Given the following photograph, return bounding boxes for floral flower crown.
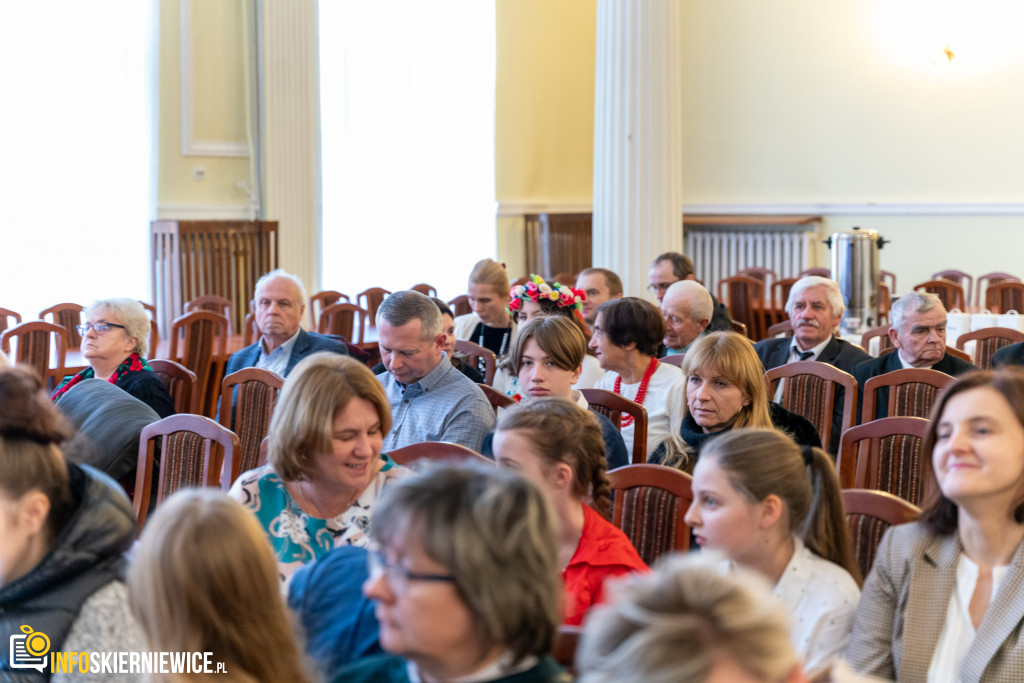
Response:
[508,274,585,313]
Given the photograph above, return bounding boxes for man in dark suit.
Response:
[992,340,1024,368]
[755,276,871,452]
[853,291,976,422]
[648,252,732,331]
[225,269,349,379]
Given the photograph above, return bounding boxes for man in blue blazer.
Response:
[852,292,976,423]
[755,276,871,452]
[225,269,349,379]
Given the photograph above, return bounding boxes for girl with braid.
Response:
[492,398,648,625]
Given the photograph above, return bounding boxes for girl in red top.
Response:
[492,398,648,625]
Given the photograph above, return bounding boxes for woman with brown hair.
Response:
[228,352,409,586]
[848,369,1024,682]
[492,398,647,625]
[129,489,313,683]
[685,427,861,680]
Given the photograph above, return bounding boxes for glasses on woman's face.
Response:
[76,322,127,335]
[367,549,455,592]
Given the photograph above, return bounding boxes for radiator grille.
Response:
[685,228,817,291]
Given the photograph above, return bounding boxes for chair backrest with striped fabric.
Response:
[218,367,284,485]
[608,464,693,566]
[956,327,1024,370]
[148,359,199,414]
[842,488,920,577]
[837,416,932,506]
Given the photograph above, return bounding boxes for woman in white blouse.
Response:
[847,369,1024,683]
[685,426,862,680]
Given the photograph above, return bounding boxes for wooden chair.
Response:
[837,417,932,505]
[510,276,531,288]
[1,321,66,388]
[765,361,857,454]
[455,339,497,385]
[387,441,493,468]
[552,626,582,677]
[134,414,240,527]
[862,368,955,423]
[168,310,230,416]
[39,302,85,350]
[477,383,517,414]
[718,274,766,341]
[0,307,22,335]
[410,283,438,297]
[148,359,199,414]
[608,464,694,566]
[447,294,472,317]
[880,269,897,296]
[580,388,648,465]
[736,266,776,294]
[771,277,799,313]
[944,346,973,364]
[878,283,891,325]
[138,301,159,353]
[318,302,368,344]
[860,324,894,356]
[729,320,748,338]
[658,354,685,368]
[765,319,794,339]
[932,270,973,308]
[218,367,285,486]
[985,281,1024,314]
[956,327,1024,370]
[309,290,350,330]
[242,311,260,346]
[843,488,921,578]
[185,295,234,332]
[799,267,831,278]
[976,272,1021,308]
[914,279,966,312]
[356,287,391,323]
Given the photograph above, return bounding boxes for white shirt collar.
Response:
[791,336,831,361]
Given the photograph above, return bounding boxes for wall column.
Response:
[260,1,321,295]
[592,0,683,300]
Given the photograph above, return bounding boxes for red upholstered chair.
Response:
[148,359,199,414]
[914,280,966,312]
[956,327,1024,370]
[454,339,497,385]
[387,441,493,468]
[862,368,955,423]
[134,414,239,528]
[843,488,920,578]
[218,367,285,486]
[608,464,693,566]
[580,388,648,465]
[837,417,932,506]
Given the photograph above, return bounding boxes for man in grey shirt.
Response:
[376,290,494,452]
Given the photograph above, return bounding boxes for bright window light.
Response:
[318,0,497,302]
[0,1,156,319]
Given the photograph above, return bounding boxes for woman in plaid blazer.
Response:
[847,369,1024,682]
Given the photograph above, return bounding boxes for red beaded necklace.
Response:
[613,357,659,427]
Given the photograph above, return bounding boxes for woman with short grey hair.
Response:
[51,298,173,417]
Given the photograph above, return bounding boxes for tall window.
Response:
[318,1,496,301]
[0,2,156,319]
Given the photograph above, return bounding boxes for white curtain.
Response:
[0,1,157,320]
[318,0,496,303]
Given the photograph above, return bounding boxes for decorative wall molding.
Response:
[156,203,252,220]
[497,202,1024,216]
[180,0,249,158]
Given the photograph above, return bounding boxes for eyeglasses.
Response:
[367,549,455,591]
[76,322,127,335]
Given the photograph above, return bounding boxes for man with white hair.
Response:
[755,276,871,452]
[660,280,714,356]
[755,276,870,374]
[225,269,349,378]
[853,291,976,422]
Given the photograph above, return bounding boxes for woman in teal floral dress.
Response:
[229,352,410,588]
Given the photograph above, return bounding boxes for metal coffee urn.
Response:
[825,226,888,336]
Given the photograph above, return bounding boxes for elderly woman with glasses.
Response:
[338,463,569,682]
[51,298,173,418]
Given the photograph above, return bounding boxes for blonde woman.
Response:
[129,489,312,683]
[454,258,517,358]
[685,427,861,679]
[493,398,647,625]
